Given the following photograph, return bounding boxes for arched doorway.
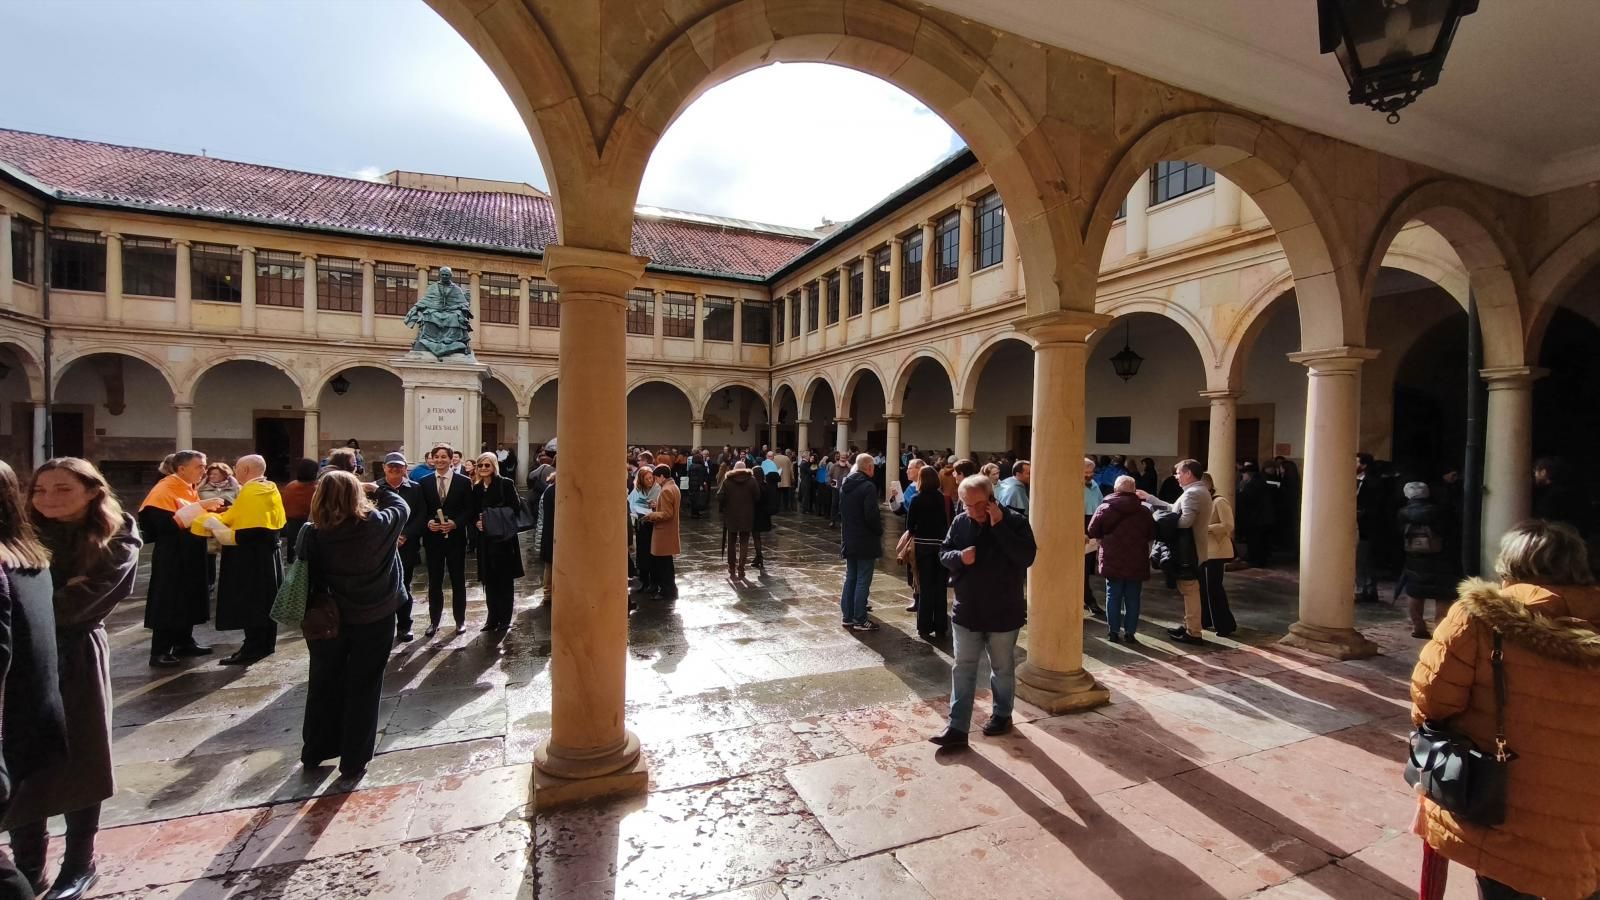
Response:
[772,383,799,452]
[191,359,305,482]
[1086,312,1210,470]
[702,383,766,450]
[53,351,177,493]
[0,342,44,470]
[529,377,558,452]
[804,378,837,455]
[313,365,403,465]
[967,338,1034,461]
[626,380,693,447]
[895,357,955,459]
[842,368,887,455]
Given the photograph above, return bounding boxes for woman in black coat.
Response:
[1395,482,1460,639]
[471,453,525,632]
[537,474,556,604]
[907,466,951,640]
[753,470,779,570]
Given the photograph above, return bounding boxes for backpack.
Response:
[1404,521,1444,556]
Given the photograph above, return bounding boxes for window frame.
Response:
[848,262,864,318]
[805,282,819,333]
[1149,160,1215,206]
[478,271,519,325]
[789,290,802,338]
[661,291,695,339]
[703,295,734,343]
[255,250,304,308]
[121,235,176,298]
[315,256,361,313]
[10,218,35,285]
[373,262,417,316]
[529,277,560,328]
[825,271,840,325]
[47,228,106,293]
[774,296,785,345]
[901,230,923,296]
[742,299,770,346]
[872,247,890,308]
[934,210,959,285]
[625,289,655,335]
[191,242,241,302]
[974,192,1005,270]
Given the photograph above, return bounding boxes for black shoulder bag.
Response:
[1404,630,1516,827]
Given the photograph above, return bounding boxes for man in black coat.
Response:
[838,454,882,631]
[929,473,1037,749]
[1355,452,1383,604]
[382,452,426,643]
[1235,462,1275,568]
[417,444,474,636]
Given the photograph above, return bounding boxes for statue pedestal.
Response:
[395,355,487,459]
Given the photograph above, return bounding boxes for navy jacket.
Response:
[838,471,883,559]
[940,506,1037,633]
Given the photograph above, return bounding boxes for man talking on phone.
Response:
[929,473,1037,749]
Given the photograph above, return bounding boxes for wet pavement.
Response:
[28,509,1469,898]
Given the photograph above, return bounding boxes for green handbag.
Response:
[270,525,314,626]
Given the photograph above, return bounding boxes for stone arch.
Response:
[625,373,697,409]
[308,359,403,405]
[1218,269,1298,388]
[1381,242,1470,308]
[52,346,179,398]
[527,370,559,416]
[1086,112,1357,353]
[1361,179,1527,369]
[799,373,837,422]
[0,339,46,403]
[956,332,1035,410]
[184,352,306,407]
[701,378,768,421]
[1095,296,1222,385]
[889,349,957,417]
[482,366,531,417]
[1526,216,1600,356]
[839,362,888,419]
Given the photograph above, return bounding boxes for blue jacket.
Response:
[838,471,883,559]
[941,505,1037,632]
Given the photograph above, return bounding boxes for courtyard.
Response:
[54,510,1461,899]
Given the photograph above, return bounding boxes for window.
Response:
[662,291,694,339]
[975,192,1004,270]
[805,282,819,333]
[703,295,734,342]
[316,256,361,312]
[256,250,303,308]
[902,230,923,296]
[1095,416,1132,444]
[743,300,771,346]
[825,272,840,324]
[374,263,416,316]
[934,211,959,285]
[789,290,801,337]
[10,218,34,285]
[872,247,890,307]
[529,277,560,328]
[476,272,518,324]
[626,289,654,335]
[774,297,785,345]
[122,236,175,297]
[192,243,241,302]
[848,262,864,317]
[1115,199,1128,221]
[48,229,105,292]
[1149,160,1214,205]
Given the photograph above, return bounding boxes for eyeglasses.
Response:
[476,463,494,469]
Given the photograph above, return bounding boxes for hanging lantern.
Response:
[1110,322,1143,382]
[330,372,352,396]
[1318,0,1479,123]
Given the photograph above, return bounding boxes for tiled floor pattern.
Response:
[24,510,1464,898]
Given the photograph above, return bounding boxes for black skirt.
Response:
[215,527,284,630]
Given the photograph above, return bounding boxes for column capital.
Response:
[693,291,705,301]
[1287,345,1379,372]
[652,288,665,298]
[516,413,530,422]
[302,252,317,263]
[794,419,810,426]
[172,402,194,411]
[1480,365,1547,389]
[950,408,974,417]
[834,417,851,425]
[959,198,976,210]
[237,245,256,255]
[100,231,122,242]
[1015,310,1111,344]
[690,418,705,426]
[171,238,192,248]
[543,245,647,300]
[882,413,902,422]
[517,274,531,285]
[889,236,903,248]
[1198,389,1243,402]
[358,258,375,269]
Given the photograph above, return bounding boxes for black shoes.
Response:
[981,716,1013,737]
[928,726,969,749]
[1107,633,1124,644]
[850,620,880,632]
[1172,631,1205,645]
[173,644,213,657]
[396,632,414,644]
[424,624,439,638]
[149,653,181,667]
[42,862,98,900]
[1412,628,1432,639]
[218,651,267,666]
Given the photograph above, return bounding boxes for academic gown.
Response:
[137,475,211,631]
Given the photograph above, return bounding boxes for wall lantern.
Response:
[1110,322,1143,382]
[330,372,352,396]
[1318,0,1478,123]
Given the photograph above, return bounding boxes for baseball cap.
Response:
[383,452,408,466]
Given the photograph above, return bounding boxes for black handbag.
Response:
[1404,630,1517,827]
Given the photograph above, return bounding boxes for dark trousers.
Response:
[9,804,100,882]
[302,616,395,774]
[241,624,278,657]
[1246,527,1272,567]
[151,625,197,657]
[0,850,32,899]
[1083,552,1100,609]
[635,521,656,588]
[914,544,949,637]
[284,519,307,562]
[1200,559,1237,633]
[780,486,793,511]
[398,542,420,631]
[483,575,515,628]
[653,554,677,596]
[1476,875,1600,899]
[727,531,751,572]
[424,538,466,627]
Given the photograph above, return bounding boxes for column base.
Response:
[1014,662,1110,714]
[1279,621,1379,660]
[534,730,646,809]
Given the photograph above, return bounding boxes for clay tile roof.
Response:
[0,128,818,281]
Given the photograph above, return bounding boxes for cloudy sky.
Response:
[0,0,963,229]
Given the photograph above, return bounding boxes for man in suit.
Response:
[419,443,473,636]
[382,451,426,643]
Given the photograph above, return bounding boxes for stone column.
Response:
[888,237,903,332]
[952,408,973,461]
[1481,366,1542,572]
[303,408,320,460]
[175,403,194,451]
[1014,310,1111,713]
[957,199,975,311]
[817,278,830,351]
[467,271,481,324]
[360,259,376,339]
[517,276,532,350]
[1282,347,1380,660]
[693,292,705,357]
[1001,214,1020,297]
[0,208,12,308]
[103,233,124,324]
[768,420,778,450]
[884,414,902,496]
[537,245,648,806]
[516,414,531,486]
[1212,176,1242,231]
[796,419,810,454]
[402,385,416,458]
[919,219,935,322]
[1200,390,1242,503]
[691,418,704,451]
[302,254,318,335]
[835,418,850,455]
[652,288,665,357]
[836,264,850,346]
[732,296,744,356]
[173,240,192,328]
[239,247,257,332]
[1125,175,1150,258]
[32,404,46,468]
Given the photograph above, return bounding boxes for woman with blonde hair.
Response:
[469,452,523,631]
[1411,520,1600,899]
[1200,473,1237,637]
[8,458,140,900]
[298,470,408,779]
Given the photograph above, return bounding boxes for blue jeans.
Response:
[948,623,1019,731]
[840,556,875,623]
[1105,578,1143,636]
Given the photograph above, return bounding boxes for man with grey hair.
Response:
[196,454,288,665]
[838,452,882,630]
[1396,480,1459,638]
[929,473,1037,748]
[1139,458,1212,645]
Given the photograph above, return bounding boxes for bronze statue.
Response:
[404,266,474,359]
